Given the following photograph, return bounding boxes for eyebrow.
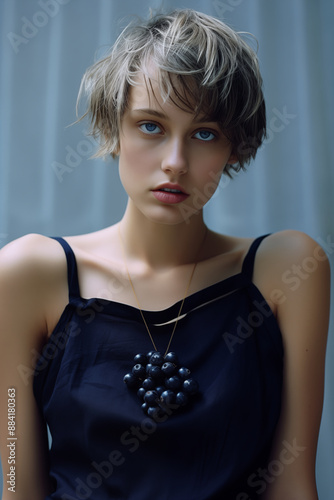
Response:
[130,108,216,124]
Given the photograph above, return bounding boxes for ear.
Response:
[109,137,120,157]
[227,152,239,165]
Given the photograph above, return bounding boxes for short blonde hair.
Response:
[77,9,266,177]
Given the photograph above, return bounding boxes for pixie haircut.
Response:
[78,9,266,177]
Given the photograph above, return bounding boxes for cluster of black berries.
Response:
[123,351,199,419]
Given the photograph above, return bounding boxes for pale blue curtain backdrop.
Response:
[0,0,333,497]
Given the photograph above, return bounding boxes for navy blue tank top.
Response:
[33,235,283,500]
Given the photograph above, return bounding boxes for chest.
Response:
[74,250,246,311]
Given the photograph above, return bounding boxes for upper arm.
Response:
[0,234,65,499]
[257,230,330,500]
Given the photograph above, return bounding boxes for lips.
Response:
[159,187,183,193]
[152,183,189,204]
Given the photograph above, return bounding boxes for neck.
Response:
[119,201,208,269]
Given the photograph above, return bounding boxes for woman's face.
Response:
[118,71,236,226]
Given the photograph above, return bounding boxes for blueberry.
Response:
[175,391,188,406]
[165,376,182,390]
[147,406,166,419]
[137,387,146,400]
[178,367,191,379]
[123,373,139,389]
[142,378,155,390]
[161,362,176,376]
[183,378,199,395]
[141,402,149,413]
[144,390,159,406]
[149,352,164,366]
[134,353,147,365]
[146,351,156,361]
[160,389,175,406]
[155,385,165,396]
[146,363,153,374]
[164,352,179,365]
[147,365,163,380]
[132,364,146,379]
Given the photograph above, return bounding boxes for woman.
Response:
[0,9,330,500]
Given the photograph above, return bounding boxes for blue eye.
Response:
[194,130,216,141]
[139,123,162,134]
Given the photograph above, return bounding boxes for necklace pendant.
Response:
[123,351,199,419]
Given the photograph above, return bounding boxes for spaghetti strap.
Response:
[241,234,271,281]
[51,237,81,301]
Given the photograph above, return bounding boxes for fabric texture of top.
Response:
[33,234,283,500]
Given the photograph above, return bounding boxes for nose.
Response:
[161,138,189,175]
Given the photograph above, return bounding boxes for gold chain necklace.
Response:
[118,224,207,420]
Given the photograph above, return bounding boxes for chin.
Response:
[141,205,202,226]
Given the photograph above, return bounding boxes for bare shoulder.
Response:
[0,232,67,269]
[0,233,67,294]
[209,228,330,278]
[256,229,330,264]
[236,229,331,320]
[254,229,330,289]
[0,233,69,337]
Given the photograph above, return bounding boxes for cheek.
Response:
[119,136,157,176]
[195,153,225,185]
[190,152,227,202]
[202,171,222,200]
